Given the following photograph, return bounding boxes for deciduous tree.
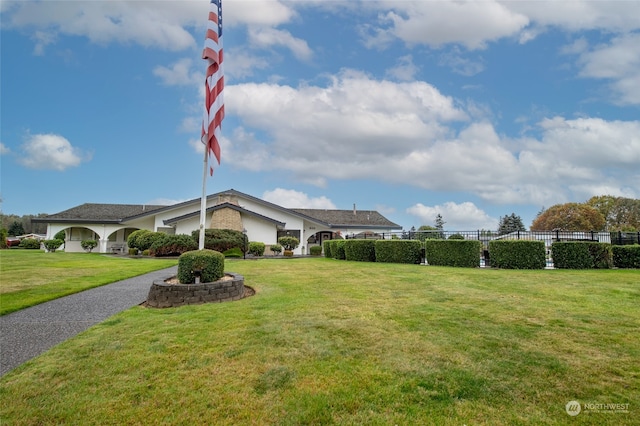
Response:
[530,203,605,231]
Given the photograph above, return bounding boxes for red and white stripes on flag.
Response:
[201,0,224,175]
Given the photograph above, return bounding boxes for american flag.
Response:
[201,0,224,175]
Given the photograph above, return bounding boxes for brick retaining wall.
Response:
[146,273,245,308]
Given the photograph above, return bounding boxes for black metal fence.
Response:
[347,230,640,246]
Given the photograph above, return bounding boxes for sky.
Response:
[1,0,639,231]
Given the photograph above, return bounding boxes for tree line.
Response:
[417,195,640,232]
[1,214,49,236]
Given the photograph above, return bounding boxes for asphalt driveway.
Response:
[0,266,177,376]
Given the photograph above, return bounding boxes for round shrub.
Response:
[54,230,66,240]
[448,234,465,240]
[177,249,225,284]
[278,236,300,251]
[81,239,98,252]
[248,241,265,256]
[127,229,150,251]
[149,234,198,257]
[43,239,63,252]
[19,238,41,249]
[269,244,282,255]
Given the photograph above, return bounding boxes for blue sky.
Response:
[1,1,639,231]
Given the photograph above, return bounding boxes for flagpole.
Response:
[198,146,209,250]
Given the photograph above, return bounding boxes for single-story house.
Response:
[33,188,402,254]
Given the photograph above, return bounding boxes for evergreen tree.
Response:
[8,221,25,237]
[497,213,526,235]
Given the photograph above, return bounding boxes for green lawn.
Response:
[1,257,638,425]
[0,250,178,315]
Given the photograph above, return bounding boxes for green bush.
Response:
[127,229,148,251]
[612,245,640,268]
[54,230,66,241]
[149,234,198,257]
[278,236,300,251]
[42,239,63,252]
[177,249,225,284]
[127,230,164,252]
[81,239,98,252]
[223,247,244,258]
[489,240,545,269]
[309,245,322,256]
[552,242,612,269]
[323,240,332,258]
[345,239,377,262]
[425,239,481,267]
[192,229,247,253]
[375,240,422,264]
[448,234,465,240]
[269,244,282,255]
[0,228,8,249]
[330,240,346,260]
[19,238,41,249]
[248,241,265,256]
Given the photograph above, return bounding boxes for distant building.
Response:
[33,189,401,254]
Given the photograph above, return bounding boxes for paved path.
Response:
[0,266,177,377]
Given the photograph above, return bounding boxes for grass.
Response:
[1,257,639,425]
[0,250,178,315]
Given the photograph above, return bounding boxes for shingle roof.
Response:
[33,203,167,223]
[292,209,401,229]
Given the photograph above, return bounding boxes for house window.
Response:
[69,227,96,241]
[277,230,301,241]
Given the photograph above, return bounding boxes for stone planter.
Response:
[146,272,245,308]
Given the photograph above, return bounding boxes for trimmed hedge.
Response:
[177,249,225,284]
[489,240,545,269]
[612,245,640,268]
[551,242,612,269]
[150,234,198,257]
[330,240,346,260]
[375,240,422,264]
[425,239,481,268]
[323,240,332,258]
[192,229,246,253]
[309,245,322,256]
[344,239,376,262]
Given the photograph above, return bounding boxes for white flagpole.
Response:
[198,145,209,250]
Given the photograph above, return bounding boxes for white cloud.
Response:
[153,58,202,86]
[438,48,485,76]
[219,71,639,206]
[18,133,90,171]
[247,27,313,61]
[407,201,498,230]
[366,1,529,50]
[0,142,9,155]
[385,55,419,81]
[2,0,297,53]
[262,188,336,209]
[574,33,640,105]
